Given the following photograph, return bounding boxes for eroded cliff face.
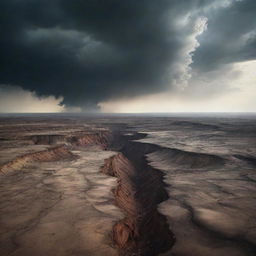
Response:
[0,131,113,174]
[102,135,175,256]
[28,131,113,148]
[70,131,113,149]
[0,145,76,174]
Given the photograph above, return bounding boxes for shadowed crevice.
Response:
[102,132,175,256]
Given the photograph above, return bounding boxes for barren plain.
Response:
[0,114,255,256]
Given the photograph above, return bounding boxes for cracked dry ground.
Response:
[0,116,256,256]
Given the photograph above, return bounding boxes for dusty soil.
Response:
[0,114,256,256]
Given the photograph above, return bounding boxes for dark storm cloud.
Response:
[0,0,255,110]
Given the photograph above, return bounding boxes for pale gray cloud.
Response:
[0,85,65,113]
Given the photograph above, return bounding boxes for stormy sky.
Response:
[0,0,255,112]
